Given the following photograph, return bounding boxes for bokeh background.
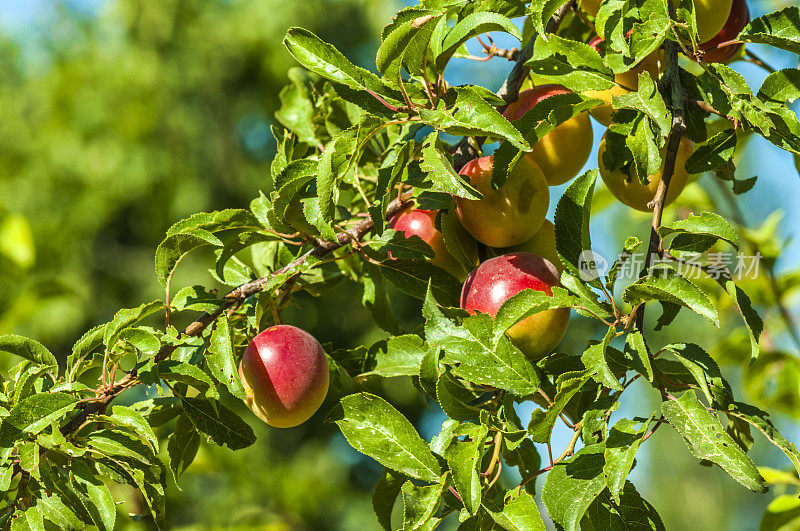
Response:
[0,0,798,529]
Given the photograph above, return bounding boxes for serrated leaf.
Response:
[420,132,482,199]
[444,423,488,514]
[739,7,800,55]
[485,489,546,531]
[333,393,442,482]
[69,461,116,531]
[686,129,738,174]
[612,72,670,134]
[167,414,201,481]
[555,170,598,286]
[527,35,615,92]
[0,393,78,447]
[623,265,719,326]
[542,443,607,531]
[603,417,651,503]
[180,396,256,450]
[373,468,407,531]
[206,314,246,400]
[529,373,591,443]
[582,326,624,391]
[106,406,159,453]
[758,69,800,104]
[35,494,83,530]
[401,479,445,529]
[424,290,541,396]
[380,258,461,307]
[0,335,57,368]
[662,392,766,492]
[437,12,521,69]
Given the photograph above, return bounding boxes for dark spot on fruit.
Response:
[517,179,533,214]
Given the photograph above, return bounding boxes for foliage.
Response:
[1,0,800,529]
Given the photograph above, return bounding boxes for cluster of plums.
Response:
[237,0,749,428]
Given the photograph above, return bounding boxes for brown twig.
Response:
[60,192,415,436]
[635,0,686,331]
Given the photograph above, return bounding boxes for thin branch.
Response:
[745,50,777,74]
[635,0,686,331]
[60,192,415,436]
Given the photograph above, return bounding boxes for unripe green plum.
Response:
[461,252,570,360]
[598,132,694,212]
[503,86,593,186]
[695,0,734,43]
[389,208,466,279]
[238,325,329,428]
[456,155,549,248]
[504,220,563,273]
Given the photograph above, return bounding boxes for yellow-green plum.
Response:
[695,0,734,43]
[238,325,329,428]
[598,132,695,212]
[389,208,465,279]
[503,85,593,186]
[696,0,749,64]
[580,0,601,16]
[456,155,549,248]
[461,252,570,359]
[505,220,562,273]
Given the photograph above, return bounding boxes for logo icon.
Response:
[578,250,608,282]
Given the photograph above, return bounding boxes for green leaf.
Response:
[659,210,739,251]
[367,335,428,378]
[661,392,766,492]
[424,292,541,396]
[739,7,800,55]
[0,393,79,446]
[117,327,161,362]
[720,402,800,480]
[622,265,719,326]
[444,423,488,514]
[612,72,670,134]
[493,289,553,338]
[555,170,598,286]
[372,468,407,531]
[167,414,201,481]
[485,489,546,531]
[529,373,591,443]
[380,259,461,307]
[436,370,480,422]
[437,12,521,69]
[35,494,83,530]
[69,461,116,531]
[758,68,800,104]
[625,331,653,382]
[332,393,442,483]
[180,396,256,450]
[419,132,482,199]
[583,481,666,530]
[582,327,624,391]
[721,279,763,363]
[283,27,403,105]
[685,129,737,174]
[206,314,246,400]
[0,335,57,368]
[542,443,607,531]
[103,300,165,348]
[106,406,159,453]
[660,343,731,407]
[377,8,437,76]
[401,479,445,529]
[603,417,651,503]
[527,36,615,92]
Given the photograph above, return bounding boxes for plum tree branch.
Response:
[634,0,686,331]
[60,192,414,436]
